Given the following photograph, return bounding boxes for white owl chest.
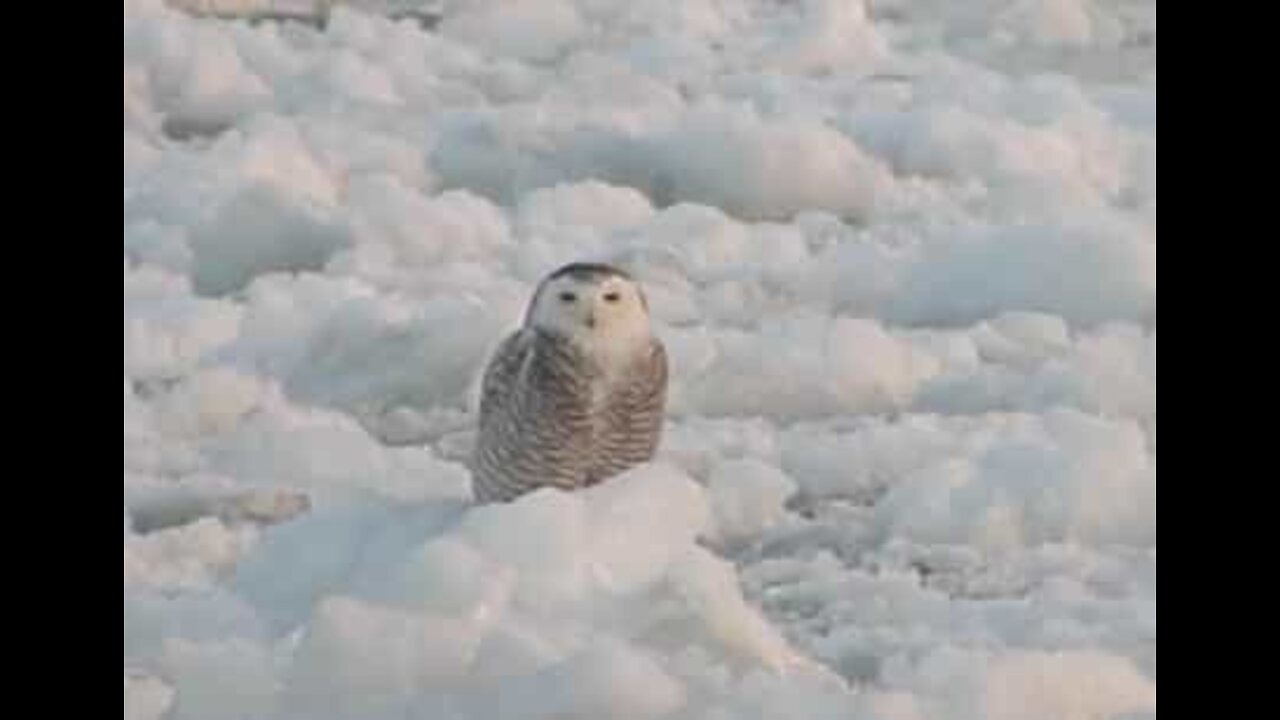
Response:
[579,332,646,411]
[582,350,644,436]
[584,361,621,420]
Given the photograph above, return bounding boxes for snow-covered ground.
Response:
[124,1,1156,718]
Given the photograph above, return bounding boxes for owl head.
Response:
[525,262,654,354]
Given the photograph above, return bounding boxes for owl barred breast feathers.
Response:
[471,262,669,504]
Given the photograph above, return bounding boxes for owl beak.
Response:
[584,311,596,329]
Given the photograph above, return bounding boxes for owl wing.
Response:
[587,338,669,484]
[476,330,531,428]
[472,329,595,502]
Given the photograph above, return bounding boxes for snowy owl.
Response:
[471,262,668,503]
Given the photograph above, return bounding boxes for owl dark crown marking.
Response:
[546,262,632,282]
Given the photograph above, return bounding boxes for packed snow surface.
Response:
[125,0,1155,718]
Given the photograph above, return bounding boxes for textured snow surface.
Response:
[126,0,1155,718]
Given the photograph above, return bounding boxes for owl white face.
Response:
[527,268,653,358]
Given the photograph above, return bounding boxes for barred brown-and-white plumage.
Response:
[471,262,668,504]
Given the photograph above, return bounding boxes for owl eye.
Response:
[603,291,621,303]
[558,291,577,303]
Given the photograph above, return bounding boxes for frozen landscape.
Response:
[124,0,1156,718]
